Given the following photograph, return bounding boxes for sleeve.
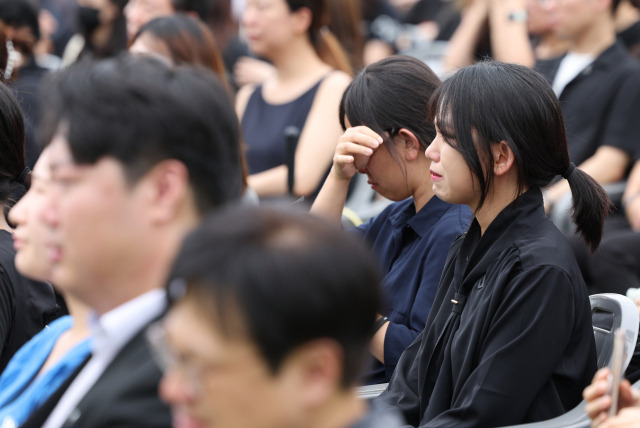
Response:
[382,223,464,379]
[602,71,640,158]
[0,266,15,358]
[377,328,428,428]
[424,265,588,427]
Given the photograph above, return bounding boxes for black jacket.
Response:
[377,189,597,427]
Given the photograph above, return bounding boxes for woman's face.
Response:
[9,148,55,281]
[356,136,413,202]
[425,122,480,210]
[242,0,303,58]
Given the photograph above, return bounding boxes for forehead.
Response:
[165,296,253,356]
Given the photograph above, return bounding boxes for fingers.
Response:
[585,369,613,422]
[333,126,384,175]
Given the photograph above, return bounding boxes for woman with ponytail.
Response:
[377,61,610,427]
[0,82,57,374]
[236,0,351,203]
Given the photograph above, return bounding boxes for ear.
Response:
[137,159,192,225]
[291,6,313,36]
[283,339,344,410]
[397,128,422,162]
[492,140,515,177]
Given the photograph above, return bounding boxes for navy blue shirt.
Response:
[354,197,472,384]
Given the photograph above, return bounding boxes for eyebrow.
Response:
[48,160,76,175]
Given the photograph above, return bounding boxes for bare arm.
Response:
[311,126,382,223]
[488,0,535,67]
[442,0,489,72]
[623,160,640,231]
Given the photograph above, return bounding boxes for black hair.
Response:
[41,55,243,215]
[172,0,211,21]
[167,205,382,387]
[0,0,40,56]
[80,0,128,59]
[284,0,352,75]
[0,82,30,222]
[339,55,440,149]
[429,61,611,251]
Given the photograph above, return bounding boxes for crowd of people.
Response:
[0,0,640,427]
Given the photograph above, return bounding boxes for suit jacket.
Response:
[60,325,171,428]
[23,320,171,428]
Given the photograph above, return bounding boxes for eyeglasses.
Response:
[145,321,211,393]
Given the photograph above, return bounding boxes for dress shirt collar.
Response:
[89,289,166,356]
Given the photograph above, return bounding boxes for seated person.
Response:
[235,0,352,203]
[312,55,471,384]
[376,61,609,427]
[0,147,91,426]
[154,205,406,428]
[0,81,58,374]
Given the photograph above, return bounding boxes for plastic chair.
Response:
[357,294,640,428]
[498,293,639,428]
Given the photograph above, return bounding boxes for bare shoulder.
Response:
[318,70,352,94]
[311,70,351,110]
[235,83,258,119]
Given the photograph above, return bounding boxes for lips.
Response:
[12,235,25,251]
[430,170,442,182]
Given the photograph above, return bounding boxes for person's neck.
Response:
[474,175,524,236]
[307,390,366,428]
[570,16,616,55]
[90,23,115,52]
[270,39,330,83]
[535,33,571,60]
[615,1,640,32]
[89,217,198,315]
[412,171,436,213]
[65,295,92,338]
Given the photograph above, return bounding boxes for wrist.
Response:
[371,316,389,339]
[622,192,640,210]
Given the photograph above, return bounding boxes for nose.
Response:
[159,369,196,407]
[425,139,439,163]
[8,193,27,227]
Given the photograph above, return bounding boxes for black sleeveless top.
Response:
[241,78,325,175]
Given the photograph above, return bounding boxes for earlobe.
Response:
[292,7,313,35]
[290,339,343,410]
[493,140,515,176]
[398,129,421,161]
[145,160,190,224]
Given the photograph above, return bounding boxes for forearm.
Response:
[489,0,535,67]
[623,162,640,230]
[247,165,288,197]
[310,167,352,224]
[370,315,390,363]
[443,2,489,72]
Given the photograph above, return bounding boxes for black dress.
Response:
[0,230,58,373]
[377,188,597,427]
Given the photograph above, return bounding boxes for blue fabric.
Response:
[0,315,91,427]
[355,197,472,383]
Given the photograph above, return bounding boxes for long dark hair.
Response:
[0,82,30,221]
[285,0,352,75]
[429,61,611,251]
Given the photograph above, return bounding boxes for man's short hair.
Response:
[41,55,243,214]
[167,206,383,387]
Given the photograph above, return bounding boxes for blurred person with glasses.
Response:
[151,206,406,428]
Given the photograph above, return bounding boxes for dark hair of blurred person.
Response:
[73,0,128,60]
[130,14,227,86]
[0,81,58,374]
